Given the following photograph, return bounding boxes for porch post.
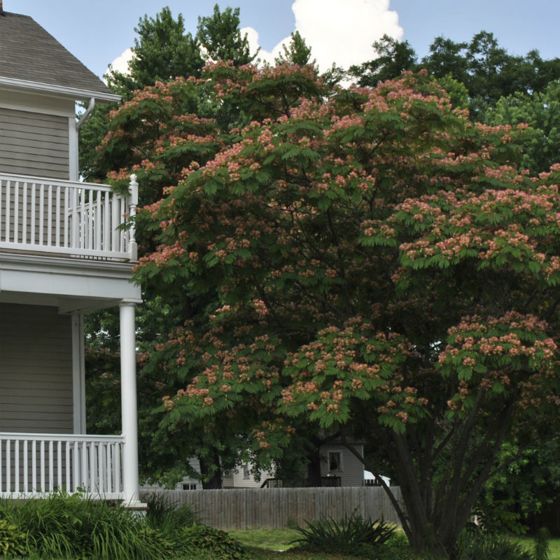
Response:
[120,302,140,504]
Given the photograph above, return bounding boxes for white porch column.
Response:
[120,302,140,504]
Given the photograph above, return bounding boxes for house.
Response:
[141,458,276,491]
[0,7,141,505]
[162,444,367,490]
[222,463,276,489]
[319,442,366,487]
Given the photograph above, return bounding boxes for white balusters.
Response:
[0,174,134,260]
[0,434,125,498]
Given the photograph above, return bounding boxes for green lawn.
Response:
[550,539,560,559]
[230,528,301,552]
[231,529,560,560]
[230,528,367,559]
[517,537,560,559]
[249,552,363,560]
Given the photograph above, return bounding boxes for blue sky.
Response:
[9,0,560,78]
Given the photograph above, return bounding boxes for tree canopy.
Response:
[96,64,560,556]
[352,31,560,117]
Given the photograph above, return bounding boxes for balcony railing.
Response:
[0,173,138,261]
[0,433,125,499]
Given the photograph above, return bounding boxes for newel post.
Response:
[120,302,140,505]
[128,175,139,261]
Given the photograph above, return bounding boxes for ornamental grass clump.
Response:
[458,531,533,560]
[0,518,30,557]
[0,493,173,560]
[292,512,396,557]
[145,492,197,535]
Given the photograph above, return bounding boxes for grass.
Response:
[233,529,560,560]
[230,528,369,559]
[517,537,560,559]
[249,552,364,559]
[230,528,300,551]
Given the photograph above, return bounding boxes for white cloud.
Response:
[244,0,403,71]
[107,48,134,77]
[242,27,289,66]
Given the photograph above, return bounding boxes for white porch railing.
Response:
[0,173,138,261]
[0,433,125,499]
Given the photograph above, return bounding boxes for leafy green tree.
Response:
[128,71,560,557]
[81,7,204,181]
[350,34,417,86]
[422,32,560,115]
[108,7,203,94]
[196,4,256,66]
[478,428,560,534]
[352,31,560,118]
[275,31,314,66]
[486,80,560,173]
[422,36,469,86]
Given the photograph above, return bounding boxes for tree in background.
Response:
[108,7,204,95]
[197,5,256,66]
[275,31,315,67]
[350,34,417,86]
[352,31,560,117]
[486,80,560,174]
[80,3,259,181]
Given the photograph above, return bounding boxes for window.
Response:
[182,483,197,490]
[243,464,251,480]
[328,451,343,473]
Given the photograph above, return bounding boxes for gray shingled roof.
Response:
[0,12,114,98]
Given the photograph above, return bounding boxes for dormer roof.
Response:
[0,12,120,102]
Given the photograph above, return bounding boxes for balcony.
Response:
[0,173,138,262]
[0,433,125,499]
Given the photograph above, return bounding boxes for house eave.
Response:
[0,76,121,103]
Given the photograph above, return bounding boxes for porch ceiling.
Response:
[0,291,127,313]
[0,251,141,310]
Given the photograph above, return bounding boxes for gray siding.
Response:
[320,444,365,487]
[0,303,73,433]
[0,107,69,180]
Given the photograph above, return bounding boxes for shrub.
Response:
[179,524,248,560]
[0,493,173,559]
[293,512,396,556]
[459,531,533,560]
[145,492,197,534]
[0,519,29,557]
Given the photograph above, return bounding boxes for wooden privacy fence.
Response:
[140,487,403,530]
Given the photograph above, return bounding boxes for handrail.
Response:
[0,432,124,442]
[0,173,114,192]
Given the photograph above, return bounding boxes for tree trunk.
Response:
[199,453,223,489]
[306,452,323,487]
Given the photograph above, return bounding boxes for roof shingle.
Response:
[0,12,113,98]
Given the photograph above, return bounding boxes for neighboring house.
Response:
[161,445,367,491]
[222,463,276,489]
[0,8,141,505]
[319,442,366,487]
[143,458,275,491]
